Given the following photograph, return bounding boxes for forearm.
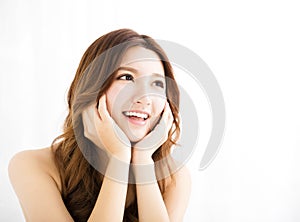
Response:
[88,157,130,222]
[133,158,170,222]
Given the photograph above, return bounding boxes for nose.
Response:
[135,95,151,106]
[133,80,152,106]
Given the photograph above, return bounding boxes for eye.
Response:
[153,80,164,88]
[117,73,134,81]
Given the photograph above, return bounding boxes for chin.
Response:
[125,130,149,143]
[128,134,146,143]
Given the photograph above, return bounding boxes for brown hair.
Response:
[51,29,180,222]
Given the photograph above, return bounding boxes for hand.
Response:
[82,95,131,163]
[132,102,174,164]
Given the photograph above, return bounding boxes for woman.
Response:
[9,29,191,222]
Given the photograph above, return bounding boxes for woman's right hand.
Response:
[82,95,131,163]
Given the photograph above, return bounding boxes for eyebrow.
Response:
[116,66,165,78]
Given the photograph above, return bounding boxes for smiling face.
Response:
[105,46,167,142]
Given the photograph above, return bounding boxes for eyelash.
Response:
[117,73,134,81]
[117,73,165,88]
[153,80,164,88]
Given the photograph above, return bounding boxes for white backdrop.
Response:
[1,0,300,221]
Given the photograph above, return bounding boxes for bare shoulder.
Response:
[8,147,61,192]
[174,164,191,183]
[169,164,191,192]
[8,148,73,221]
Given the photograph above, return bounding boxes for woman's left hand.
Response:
[132,102,174,164]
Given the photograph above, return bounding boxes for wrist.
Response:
[105,155,130,183]
[131,162,156,184]
[111,148,131,164]
[131,150,154,165]
[117,154,131,164]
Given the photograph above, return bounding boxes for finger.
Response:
[97,95,110,121]
[164,101,171,115]
[83,104,101,129]
[81,109,89,129]
[163,102,173,130]
[161,102,172,121]
[93,105,102,126]
[82,104,94,125]
[82,105,96,138]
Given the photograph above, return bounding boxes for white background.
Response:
[1,0,300,221]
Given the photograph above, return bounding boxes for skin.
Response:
[8,46,191,222]
[106,47,167,143]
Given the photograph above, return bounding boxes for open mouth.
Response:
[122,111,151,126]
[123,111,149,120]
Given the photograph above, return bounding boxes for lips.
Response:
[122,110,150,126]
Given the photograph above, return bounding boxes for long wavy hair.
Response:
[51,29,180,222]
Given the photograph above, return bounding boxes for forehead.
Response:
[119,46,165,76]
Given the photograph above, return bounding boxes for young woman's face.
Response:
[105,46,166,142]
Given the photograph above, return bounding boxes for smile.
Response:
[122,111,150,126]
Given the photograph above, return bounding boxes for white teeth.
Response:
[124,111,148,119]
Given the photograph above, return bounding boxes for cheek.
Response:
[149,98,166,130]
[152,97,166,116]
[106,83,132,117]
